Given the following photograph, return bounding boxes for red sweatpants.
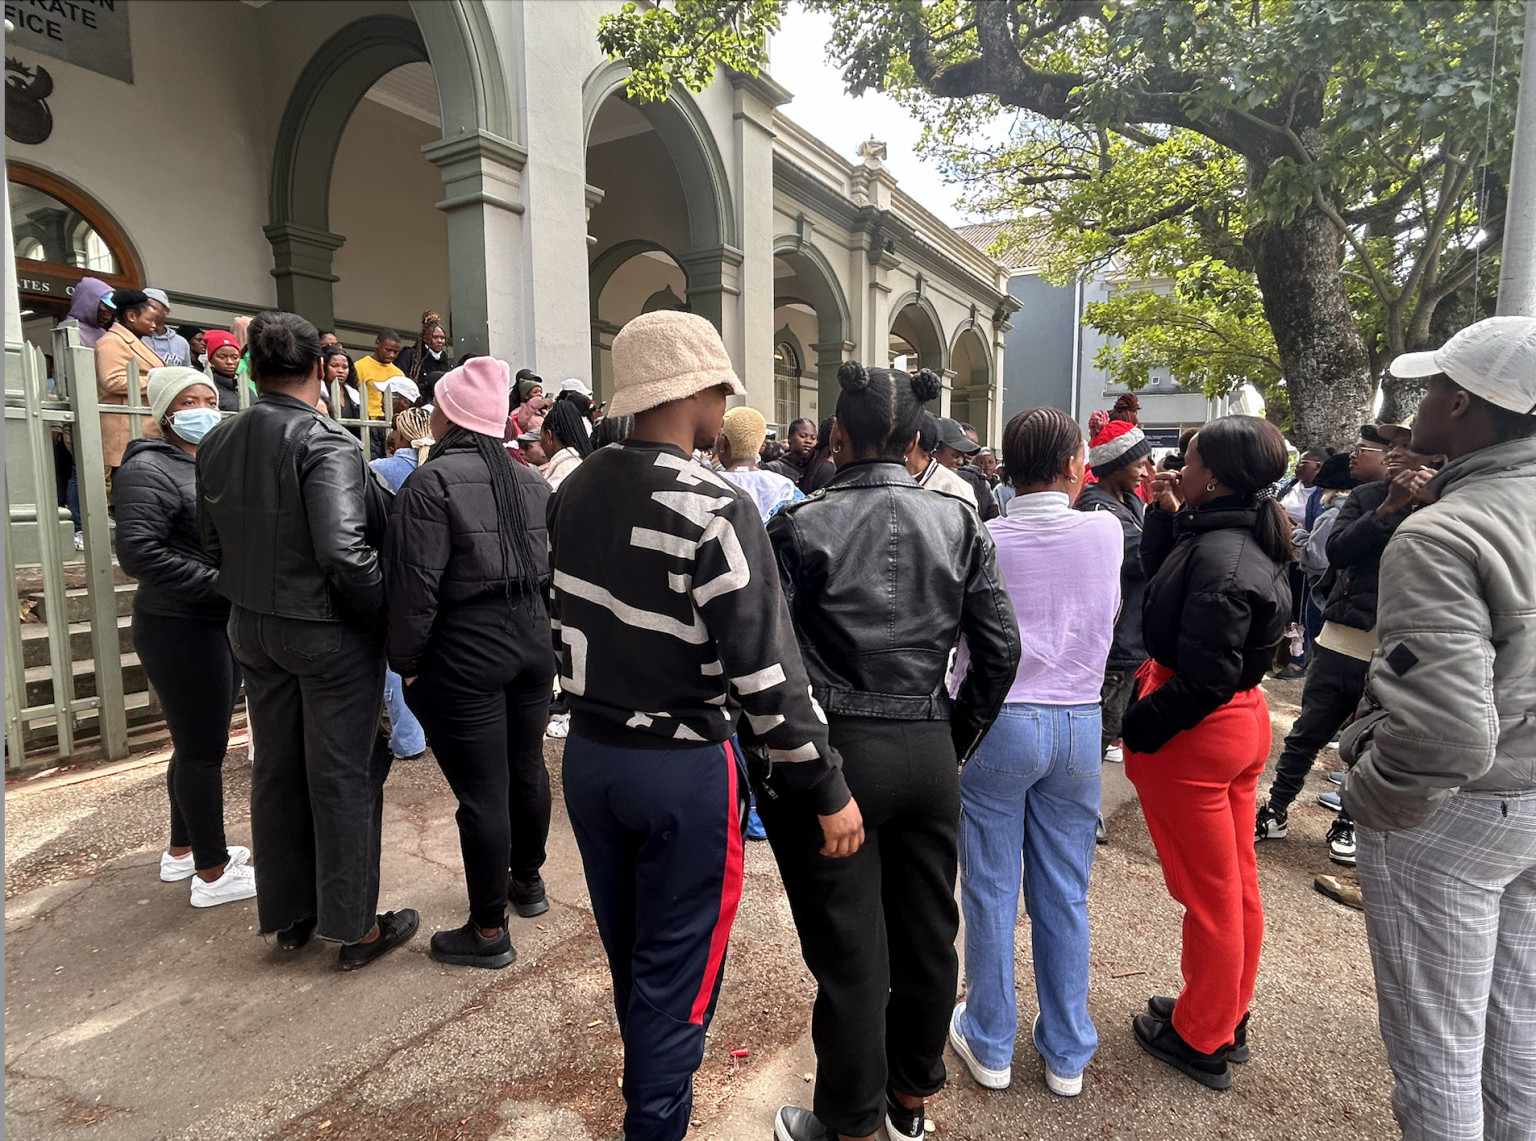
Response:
[1125,661,1270,1055]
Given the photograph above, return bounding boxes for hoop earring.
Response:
[832,444,841,454]
[1206,481,1218,492]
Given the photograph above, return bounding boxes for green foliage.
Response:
[597,0,782,102]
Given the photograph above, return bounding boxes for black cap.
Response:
[1359,423,1393,446]
[1313,452,1360,490]
[936,417,980,454]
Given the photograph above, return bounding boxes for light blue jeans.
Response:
[384,669,426,758]
[957,702,1101,1078]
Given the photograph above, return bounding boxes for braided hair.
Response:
[1001,407,1083,487]
[542,399,593,458]
[406,311,443,383]
[834,361,942,460]
[427,425,544,600]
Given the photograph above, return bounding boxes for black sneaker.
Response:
[884,1091,925,1140]
[276,915,317,952]
[429,920,517,969]
[773,1105,828,1141]
[1254,801,1288,841]
[1327,817,1357,866]
[1144,997,1250,1064]
[338,909,419,972]
[1132,1013,1232,1089]
[509,873,550,919]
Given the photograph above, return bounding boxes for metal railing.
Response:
[3,325,390,771]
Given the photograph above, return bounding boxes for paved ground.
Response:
[4,677,1395,1141]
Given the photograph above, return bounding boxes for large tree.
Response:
[599,0,1523,447]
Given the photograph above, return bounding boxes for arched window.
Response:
[773,340,801,432]
[8,162,140,313]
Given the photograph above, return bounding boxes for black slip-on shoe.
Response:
[1143,998,1250,1063]
[1133,1013,1232,1089]
[276,915,317,952]
[884,1092,925,1140]
[509,874,550,919]
[338,909,419,972]
[429,920,517,969]
[774,1105,828,1141]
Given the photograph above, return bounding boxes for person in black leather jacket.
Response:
[196,311,417,971]
[383,356,555,970]
[764,362,1019,1141]
[1119,416,1291,1092]
[115,367,254,909]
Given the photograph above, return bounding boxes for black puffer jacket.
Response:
[197,391,389,632]
[394,345,455,405]
[113,438,227,622]
[1074,483,1147,665]
[207,368,243,413]
[1121,497,1290,754]
[1319,480,1417,631]
[766,459,1020,760]
[382,433,551,683]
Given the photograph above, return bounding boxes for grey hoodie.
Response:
[1343,437,1536,831]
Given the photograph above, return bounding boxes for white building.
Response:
[5,0,1015,441]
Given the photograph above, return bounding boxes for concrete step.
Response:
[31,582,137,624]
[24,652,147,708]
[20,615,135,668]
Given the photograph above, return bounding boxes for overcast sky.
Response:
[767,4,973,228]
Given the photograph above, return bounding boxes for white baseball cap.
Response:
[560,377,594,397]
[143,287,170,309]
[1389,316,1536,415]
[371,376,421,404]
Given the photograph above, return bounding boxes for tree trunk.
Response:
[1379,374,1426,424]
[1245,205,1375,450]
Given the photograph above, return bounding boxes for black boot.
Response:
[429,919,516,969]
[1132,1013,1232,1089]
[1145,997,1250,1063]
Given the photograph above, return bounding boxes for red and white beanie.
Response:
[1088,419,1150,476]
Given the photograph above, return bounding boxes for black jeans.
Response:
[403,621,554,928]
[1267,644,1368,815]
[757,716,960,1139]
[228,606,390,943]
[133,610,241,870]
[1100,664,1140,751]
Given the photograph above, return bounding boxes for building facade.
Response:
[5,0,1013,440]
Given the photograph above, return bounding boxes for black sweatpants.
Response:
[1266,644,1369,814]
[133,610,241,870]
[403,629,554,929]
[757,716,960,1139]
[228,606,390,944]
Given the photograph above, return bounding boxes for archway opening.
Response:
[329,60,450,348]
[585,76,735,401]
[949,327,992,443]
[890,299,945,410]
[772,245,850,430]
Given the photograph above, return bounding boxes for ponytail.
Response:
[1193,416,1294,565]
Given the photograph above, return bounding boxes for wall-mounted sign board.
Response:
[4,0,133,84]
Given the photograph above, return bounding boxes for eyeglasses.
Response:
[1350,444,1385,456]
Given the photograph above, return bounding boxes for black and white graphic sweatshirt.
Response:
[547,439,850,815]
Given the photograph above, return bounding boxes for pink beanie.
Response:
[435,357,510,437]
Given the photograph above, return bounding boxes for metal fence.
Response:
[3,324,389,771]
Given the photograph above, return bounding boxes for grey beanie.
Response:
[148,366,216,425]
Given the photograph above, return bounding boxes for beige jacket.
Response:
[95,325,163,467]
[917,458,977,508]
[1343,437,1536,831]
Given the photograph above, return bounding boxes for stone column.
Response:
[262,222,346,331]
[729,69,791,417]
[678,245,744,339]
[422,129,527,360]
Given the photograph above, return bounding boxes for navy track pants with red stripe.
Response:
[563,734,745,1141]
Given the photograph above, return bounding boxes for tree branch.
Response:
[1107,196,1198,236]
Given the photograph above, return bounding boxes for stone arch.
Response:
[888,291,948,375]
[583,62,737,253]
[588,238,686,320]
[773,234,852,416]
[949,321,995,442]
[588,238,688,396]
[267,4,520,350]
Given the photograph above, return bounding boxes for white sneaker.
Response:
[1104,744,1124,764]
[189,861,257,908]
[73,531,85,551]
[1033,1014,1083,1097]
[160,844,250,883]
[546,713,570,739]
[949,1002,1010,1089]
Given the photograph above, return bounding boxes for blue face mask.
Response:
[170,408,221,445]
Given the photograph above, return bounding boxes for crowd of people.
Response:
[79,282,1536,1141]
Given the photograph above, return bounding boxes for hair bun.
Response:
[910,368,942,404]
[837,360,870,392]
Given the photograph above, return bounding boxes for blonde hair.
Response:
[394,406,435,463]
[721,406,767,462]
